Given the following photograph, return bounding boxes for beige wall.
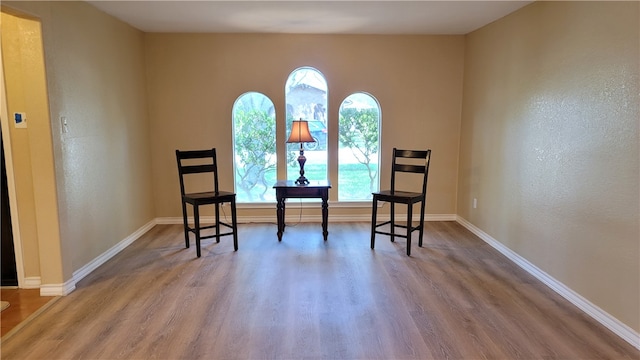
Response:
[2,1,155,282]
[145,34,464,219]
[458,1,639,332]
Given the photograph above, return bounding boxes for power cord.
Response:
[218,200,303,226]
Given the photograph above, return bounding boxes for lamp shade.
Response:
[286,120,316,143]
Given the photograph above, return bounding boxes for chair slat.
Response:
[394,149,430,159]
[393,164,426,174]
[180,164,216,174]
[177,149,215,159]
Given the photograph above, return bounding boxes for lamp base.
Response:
[295,148,309,185]
[295,176,310,185]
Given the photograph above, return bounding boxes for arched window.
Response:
[338,93,381,201]
[285,67,328,182]
[232,92,277,202]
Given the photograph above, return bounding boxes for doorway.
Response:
[1,126,18,286]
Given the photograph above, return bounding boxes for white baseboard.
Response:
[156,213,457,225]
[23,277,41,289]
[421,214,457,221]
[38,220,157,296]
[19,221,159,296]
[71,219,158,286]
[456,216,640,350]
[39,278,75,296]
[4,277,41,290]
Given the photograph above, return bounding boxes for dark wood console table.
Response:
[273,180,331,241]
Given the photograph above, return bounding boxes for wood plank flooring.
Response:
[0,288,56,337]
[1,222,637,359]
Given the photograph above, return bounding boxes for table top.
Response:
[273,180,331,188]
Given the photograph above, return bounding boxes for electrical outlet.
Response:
[61,116,69,133]
[473,198,478,209]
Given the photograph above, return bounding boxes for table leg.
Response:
[277,195,285,241]
[322,190,329,240]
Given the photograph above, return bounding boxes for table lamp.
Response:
[287,119,316,185]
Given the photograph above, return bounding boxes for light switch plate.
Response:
[14,112,27,128]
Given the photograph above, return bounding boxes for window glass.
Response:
[232,92,277,202]
[338,93,381,201]
[285,67,328,182]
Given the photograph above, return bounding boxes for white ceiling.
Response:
[87,1,533,35]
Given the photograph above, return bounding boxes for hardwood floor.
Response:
[0,288,57,338]
[1,222,637,359]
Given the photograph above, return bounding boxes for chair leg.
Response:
[181,201,190,248]
[231,199,238,251]
[370,197,378,249]
[215,203,221,243]
[418,199,426,247]
[406,202,413,256]
[194,205,201,258]
[390,202,396,242]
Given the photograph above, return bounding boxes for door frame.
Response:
[0,41,26,288]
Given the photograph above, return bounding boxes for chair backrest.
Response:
[176,148,220,196]
[390,148,431,196]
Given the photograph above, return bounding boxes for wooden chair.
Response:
[176,148,238,257]
[371,148,431,256]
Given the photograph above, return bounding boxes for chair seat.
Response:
[184,191,236,203]
[373,190,423,203]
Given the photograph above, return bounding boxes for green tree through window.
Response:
[232,79,381,203]
[285,67,328,182]
[338,93,381,201]
[232,92,277,202]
